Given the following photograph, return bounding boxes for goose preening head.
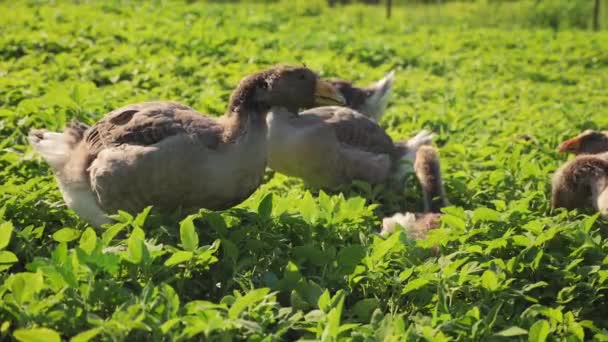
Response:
[329,70,394,122]
[551,154,608,218]
[266,102,433,190]
[229,66,346,116]
[28,65,345,227]
[558,130,608,155]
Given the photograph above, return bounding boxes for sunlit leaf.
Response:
[0,221,13,250]
[14,328,61,342]
[52,228,81,242]
[529,320,550,342]
[180,215,199,252]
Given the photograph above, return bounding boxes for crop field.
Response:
[1,0,608,340]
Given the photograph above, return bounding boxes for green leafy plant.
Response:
[1,0,608,340]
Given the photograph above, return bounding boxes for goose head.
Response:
[229,66,346,116]
[329,70,394,121]
[558,130,608,155]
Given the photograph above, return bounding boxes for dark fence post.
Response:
[593,0,600,31]
[386,0,392,19]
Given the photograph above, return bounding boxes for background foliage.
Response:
[1,0,608,340]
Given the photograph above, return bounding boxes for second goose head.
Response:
[558,130,608,155]
[329,70,395,121]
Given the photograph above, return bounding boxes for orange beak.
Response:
[314,79,346,106]
[558,136,581,153]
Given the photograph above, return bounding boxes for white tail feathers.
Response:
[381,212,416,237]
[28,130,73,170]
[363,70,395,122]
[381,212,441,240]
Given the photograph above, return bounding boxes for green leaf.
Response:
[472,207,501,223]
[529,320,550,342]
[402,278,430,295]
[164,251,193,266]
[352,298,379,322]
[160,318,181,334]
[257,193,273,220]
[0,221,14,250]
[205,212,228,235]
[228,288,270,319]
[126,229,144,264]
[180,215,199,251]
[78,228,97,255]
[481,270,499,291]
[290,289,309,311]
[133,206,152,228]
[0,251,18,271]
[318,289,331,312]
[52,228,81,242]
[293,244,326,266]
[581,213,600,233]
[101,223,127,245]
[322,291,345,340]
[370,231,401,263]
[70,328,102,342]
[14,327,61,342]
[399,268,414,281]
[442,214,466,230]
[495,326,528,337]
[337,245,366,270]
[300,192,318,224]
[11,272,44,303]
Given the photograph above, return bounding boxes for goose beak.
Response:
[314,79,346,106]
[558,136,580,153]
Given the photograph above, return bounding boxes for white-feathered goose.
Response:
[29,66,345,227]
[266,105,433,189]
[329,71,394,122]
[551,153,608,217]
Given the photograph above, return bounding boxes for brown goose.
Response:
[28,66,345,227]
[558,130,608,155]
[266,104,433,189]
[380,145,448,239]
[329,70,394,122]
[551,153,608,217]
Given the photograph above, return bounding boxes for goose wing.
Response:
[298,106,395,156]
[83,101,223,160]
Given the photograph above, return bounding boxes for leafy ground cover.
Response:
[1,0,608,340]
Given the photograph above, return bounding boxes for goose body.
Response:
[267,105,433,189]
[551,153,608,217]
[30,101,267,226]
[29,66,344,227]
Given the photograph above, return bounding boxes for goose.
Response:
[28,66,345,227]
[558,130,608,155]
[551,153,608,217]
[380,145,448,239]
[266,103,433,190]
[329,70,395,122]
